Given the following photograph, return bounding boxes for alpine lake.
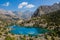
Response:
[9,25,49,36]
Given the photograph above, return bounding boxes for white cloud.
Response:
[18,2,28,8]
[18,2,35,9]
[3,2,9,6]
[21,2,28,6]
[56,2,59,4]
[26,4,35,8]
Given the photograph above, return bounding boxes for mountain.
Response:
[32,2,60,17]
[0,9,20,21]
[22,10,33,19]
[13,10,33,20]
[0,9,16,15]
[0,9,33,20]
[20,2,60,30]
[19,3,60,39]
[0,10,18,27]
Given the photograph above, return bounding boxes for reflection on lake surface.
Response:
[9,25,48,35]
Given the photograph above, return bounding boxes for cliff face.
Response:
[32,2,60,17]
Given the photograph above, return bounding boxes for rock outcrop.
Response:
[32,2,60,17]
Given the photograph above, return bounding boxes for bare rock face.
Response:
[0,9,16,15]
[32,2,60,17]
[0,9,19,20]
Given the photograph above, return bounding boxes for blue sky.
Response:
[0,0,60,11]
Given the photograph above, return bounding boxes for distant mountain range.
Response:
[0,9,33,20]
[1,2,60,20]
[13,10,33,20]
[32,2,60,17]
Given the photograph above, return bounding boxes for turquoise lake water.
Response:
[9,25,48,35]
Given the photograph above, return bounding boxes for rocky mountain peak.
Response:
[32,2,60,17]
